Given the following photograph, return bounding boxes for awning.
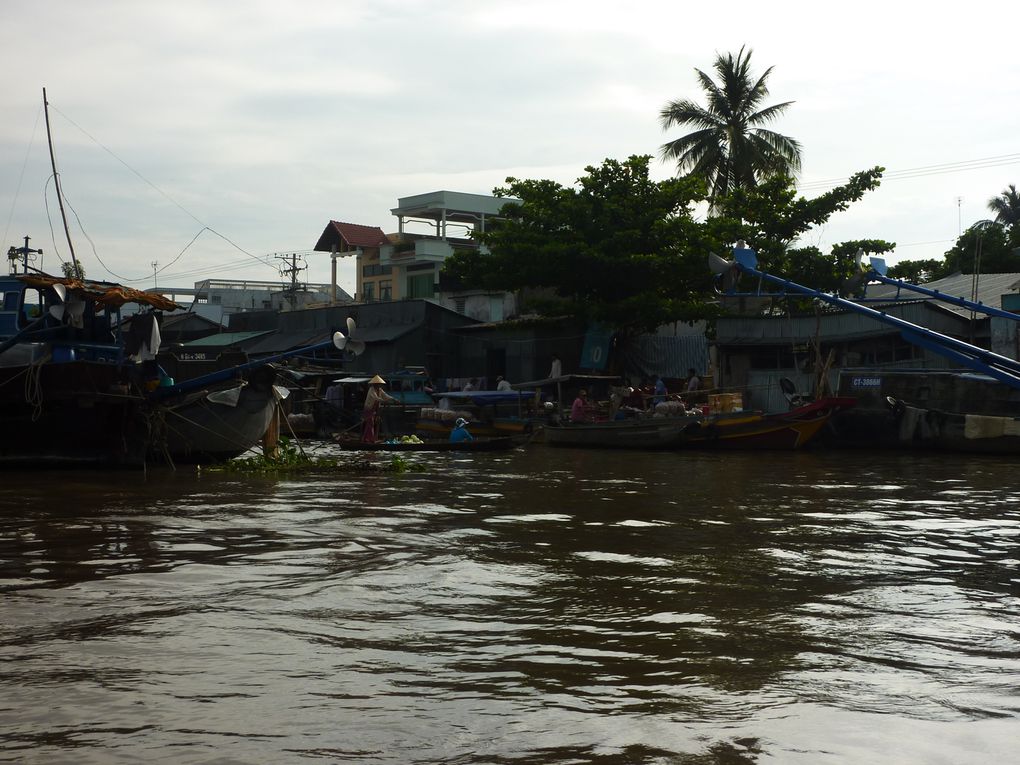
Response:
[435,390,536,406]
[18,274,183,311]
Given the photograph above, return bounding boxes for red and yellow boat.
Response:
[678,397,856,450]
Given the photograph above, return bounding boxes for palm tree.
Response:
[660,46,802,201]
[986,184,1020,226]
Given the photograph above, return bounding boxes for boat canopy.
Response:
[513,374,621,389]
[17,274,182,311]
[436,390,536,406]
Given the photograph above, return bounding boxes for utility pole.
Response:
[151,260,159,290]
[956,197,962,237]
[275,252,306,311]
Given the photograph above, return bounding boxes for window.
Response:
[362,264,392,277]
[3,291,19,312]
[406,274,434,299]
[362,282,375,302]
[378,280,392,301]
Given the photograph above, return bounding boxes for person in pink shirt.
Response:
[570,389,590,422]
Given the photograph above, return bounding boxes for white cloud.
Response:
[1,0,1019,294]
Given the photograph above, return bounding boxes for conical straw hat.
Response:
[369,374,386,385]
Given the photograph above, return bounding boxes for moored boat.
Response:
[544,417,693,449]
[677,396,856,449]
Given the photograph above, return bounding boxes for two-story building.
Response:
[315,191,519,321]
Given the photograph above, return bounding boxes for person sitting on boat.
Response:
[463,378,478,392]
[570,389,592,423]
[653,376,667,405]
[496,375,513,392]
[450,417,474,443]
[362,375,397,443]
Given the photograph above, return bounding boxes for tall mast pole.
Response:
[42,87,81,276]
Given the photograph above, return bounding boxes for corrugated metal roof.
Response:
[244,329,332,355]
[180,330,273,348]
[866,272,1020,317]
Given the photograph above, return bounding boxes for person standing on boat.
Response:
[686,369,701,392]
[362,375,396,443]
[549,354,562,379]
[450,417,474,443]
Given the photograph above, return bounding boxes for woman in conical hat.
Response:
[362,374,396,443]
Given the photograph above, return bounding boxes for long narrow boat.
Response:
[333,435,522,452]
[677,397,856,449]
[544,417,693,449]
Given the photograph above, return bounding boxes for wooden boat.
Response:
[544,417,693,449]
[416,390,542,438]
[677,396,856,449]
[0,91,353,468]
[883,398,1020,454]
[333,435,522,452]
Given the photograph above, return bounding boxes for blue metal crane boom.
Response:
[860,256,1020,322]
[711,246,1020,390]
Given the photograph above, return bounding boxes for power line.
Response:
[798,153,1020,191]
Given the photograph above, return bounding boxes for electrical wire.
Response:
[798,153,1020,191]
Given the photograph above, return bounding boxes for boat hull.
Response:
[677,397,855,450]
[544,418,691,449]
[0,359,276,467]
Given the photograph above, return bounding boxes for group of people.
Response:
[358,361,704,438]
[569,369,703,423]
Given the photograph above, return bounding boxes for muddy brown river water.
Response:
[1,445,1018,764]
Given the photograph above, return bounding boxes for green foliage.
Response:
[987,184,1020,226]
[887,258,951,284]
[444,155,724,333]
[444,158,889,326]
[942,221,1020,275]
[208,437,426,475]
[710,168,885,273]
[660,46,802,201]
[59,260,85,280]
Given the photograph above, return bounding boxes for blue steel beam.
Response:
[719,247,1020,388]
[864,256,1020,321]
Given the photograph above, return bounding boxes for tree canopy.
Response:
[443,156,887,328]
[987,184,1020,226]
[660,46,802,202]
[443,156,719,333]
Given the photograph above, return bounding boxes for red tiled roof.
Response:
[314,220,388,252]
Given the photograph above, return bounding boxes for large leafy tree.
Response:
[660,46,802,202]
[887,258,950,284]
[444,158,887,326]
[987,184,1020,226]
[941,220,1020,275]
[442,156,720,332]
[709,167,885,276]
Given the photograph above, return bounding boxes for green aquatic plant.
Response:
[203,438,427,475]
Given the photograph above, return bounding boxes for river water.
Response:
[1,445,1018,764]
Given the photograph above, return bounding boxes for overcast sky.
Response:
[2,1,1018,296]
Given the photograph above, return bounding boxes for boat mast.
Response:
[42,87,81,277]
